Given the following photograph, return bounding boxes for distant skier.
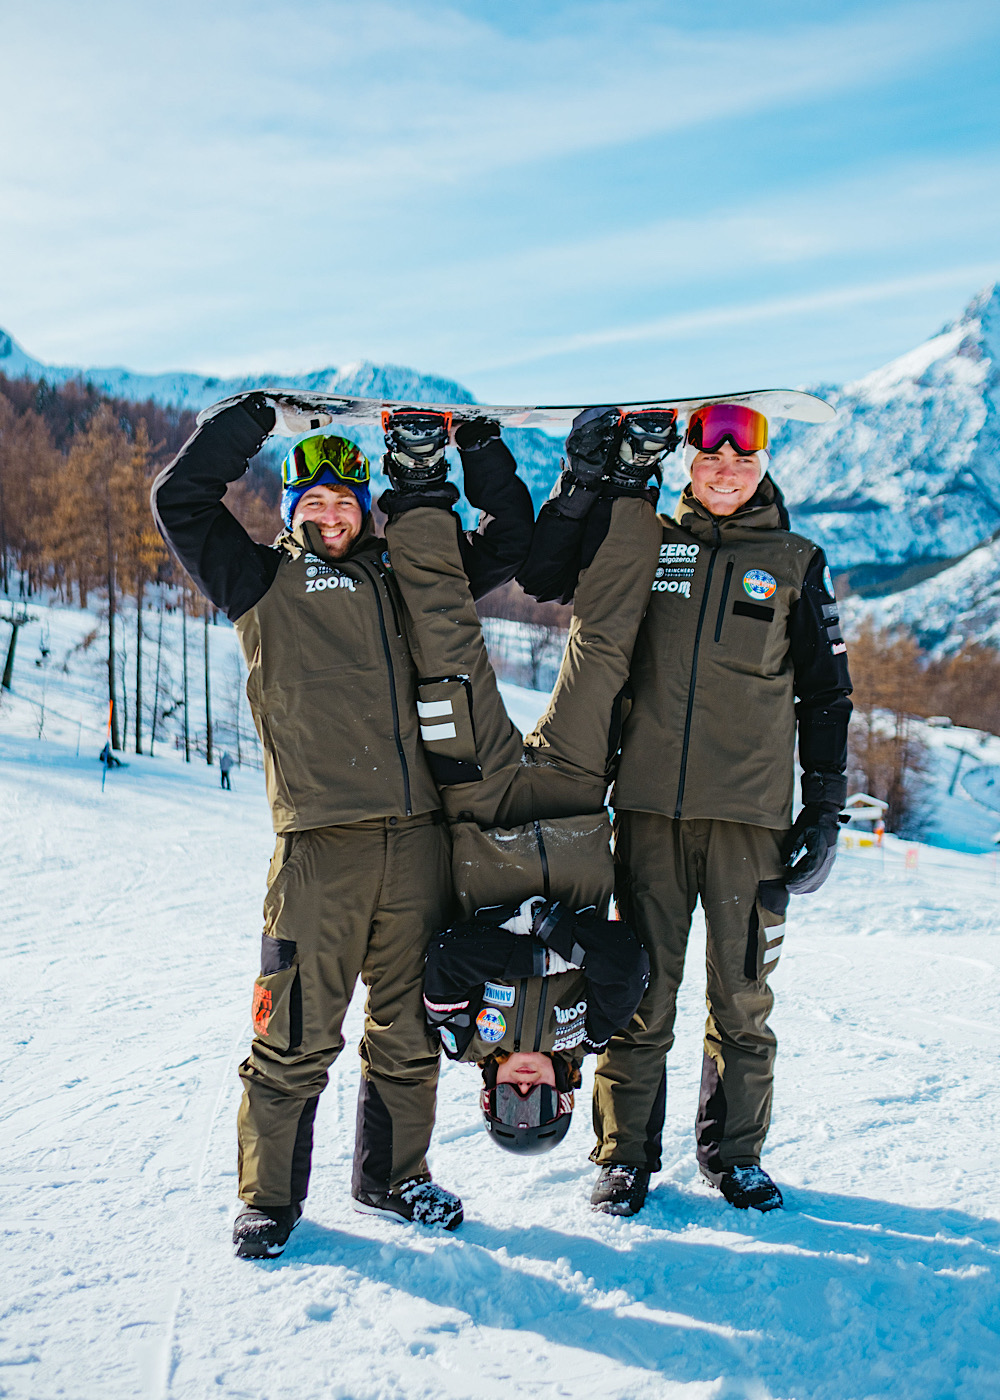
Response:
[219,751,234,790]
[383,409,666,1151]
[98,742,122,768]
[521,401,853,1216]
[152,395,533,1257]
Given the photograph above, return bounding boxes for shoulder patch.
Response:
[822,565,836,597]
[439,1026,458,1056]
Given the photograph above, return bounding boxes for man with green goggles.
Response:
[152,398,533,1258]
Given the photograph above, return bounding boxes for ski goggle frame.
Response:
[482,1083,574,1129]
[281,434,370,490]
[686,403,769,456]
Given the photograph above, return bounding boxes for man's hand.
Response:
[454,417,501,451]
[564,407,621,485]
[783,771,847,894]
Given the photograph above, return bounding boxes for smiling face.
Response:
[291,483,363,557]
[690,443,762,517]
[495,1052,557,1095]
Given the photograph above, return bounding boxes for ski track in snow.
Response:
[3,709,1000,1400]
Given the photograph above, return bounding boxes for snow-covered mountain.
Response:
[6,283,1000,581]
[0,324,565,505]
[0,325,479,413]
[771,283,1000,582]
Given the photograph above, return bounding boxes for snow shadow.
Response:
[273,1186,1000,1399]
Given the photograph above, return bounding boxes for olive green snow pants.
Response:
[385,498,662,914]
[591,813,789,1179]
[237,812,452,1207]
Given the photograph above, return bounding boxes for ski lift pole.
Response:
[101,698,113,792]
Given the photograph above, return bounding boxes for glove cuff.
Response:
[377,483,460,518]
[801,770,847,812]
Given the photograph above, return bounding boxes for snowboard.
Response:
[197,387,835,436]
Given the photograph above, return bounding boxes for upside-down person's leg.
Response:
[522,495,661,792]
[384,505,524,826]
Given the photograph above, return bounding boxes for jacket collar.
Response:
[672,474,790,541]
[277,513,380,566]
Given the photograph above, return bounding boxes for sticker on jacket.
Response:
[304,563,356,594]
[439,1027,458,1055]
[552,999,587,1052]
[476,1008,507,1043]
[743,569,776,602]
[482,982,516,1007]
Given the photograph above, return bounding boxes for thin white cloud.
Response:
[466,264,1000,376]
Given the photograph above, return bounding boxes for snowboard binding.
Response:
[382,410,452,492]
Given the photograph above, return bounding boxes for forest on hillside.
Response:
[3,372,1000,834]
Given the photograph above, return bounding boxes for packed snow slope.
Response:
[3,687,1000,1400]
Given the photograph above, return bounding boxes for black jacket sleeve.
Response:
[516,497,614,604]
[457,437,535,601]
[532,905,650,1050]
[788,549,853,777]
[150,404,280,622]
[423,919,540,1059]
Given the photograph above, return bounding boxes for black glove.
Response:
[782,771,847,894]
[238,393,277,435]
[454,416,501,451]
[564,407,621,485]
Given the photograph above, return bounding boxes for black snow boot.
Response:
[605,409,680,495]
[352,1177,464,1230]
[716,1164,783,1213]
[232,1202,302,1259]
[383,411,451,493]
[590,1165,650,1217]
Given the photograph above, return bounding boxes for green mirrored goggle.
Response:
[281,434,370,489]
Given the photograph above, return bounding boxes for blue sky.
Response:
[1,0,999,402]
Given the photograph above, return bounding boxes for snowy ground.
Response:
[3,678,1000,1400]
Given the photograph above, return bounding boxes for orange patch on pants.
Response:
[252,984,273,1036]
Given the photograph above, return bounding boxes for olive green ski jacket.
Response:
[613,479,852,828]
[152,402,533,832]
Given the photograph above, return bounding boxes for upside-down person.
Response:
[151,396,533,1257]
[375,408,675,1149]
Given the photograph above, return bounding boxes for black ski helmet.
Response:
[480,1055,575,1155]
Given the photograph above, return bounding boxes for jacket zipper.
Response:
[513,978,528,1050]
[532,978,549,1053]
[533,820,551,900]
[358,561,412,816]
[714,558,734,643]
[674,523,720,819]
[377,563,404,638]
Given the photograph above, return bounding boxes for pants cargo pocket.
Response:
[417,677,482,784]
[743,879,789,982]
[251,935,301,1051]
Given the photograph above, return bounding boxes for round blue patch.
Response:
[476,1007,507,1044]
[743,569,776,601]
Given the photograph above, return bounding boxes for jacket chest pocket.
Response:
[715,562,785,672]
[292,582,368,676]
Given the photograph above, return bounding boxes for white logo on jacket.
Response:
[554,1000,587,1024]
[304,570,356,594]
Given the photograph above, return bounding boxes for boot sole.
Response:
[351,1199,464,1231]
